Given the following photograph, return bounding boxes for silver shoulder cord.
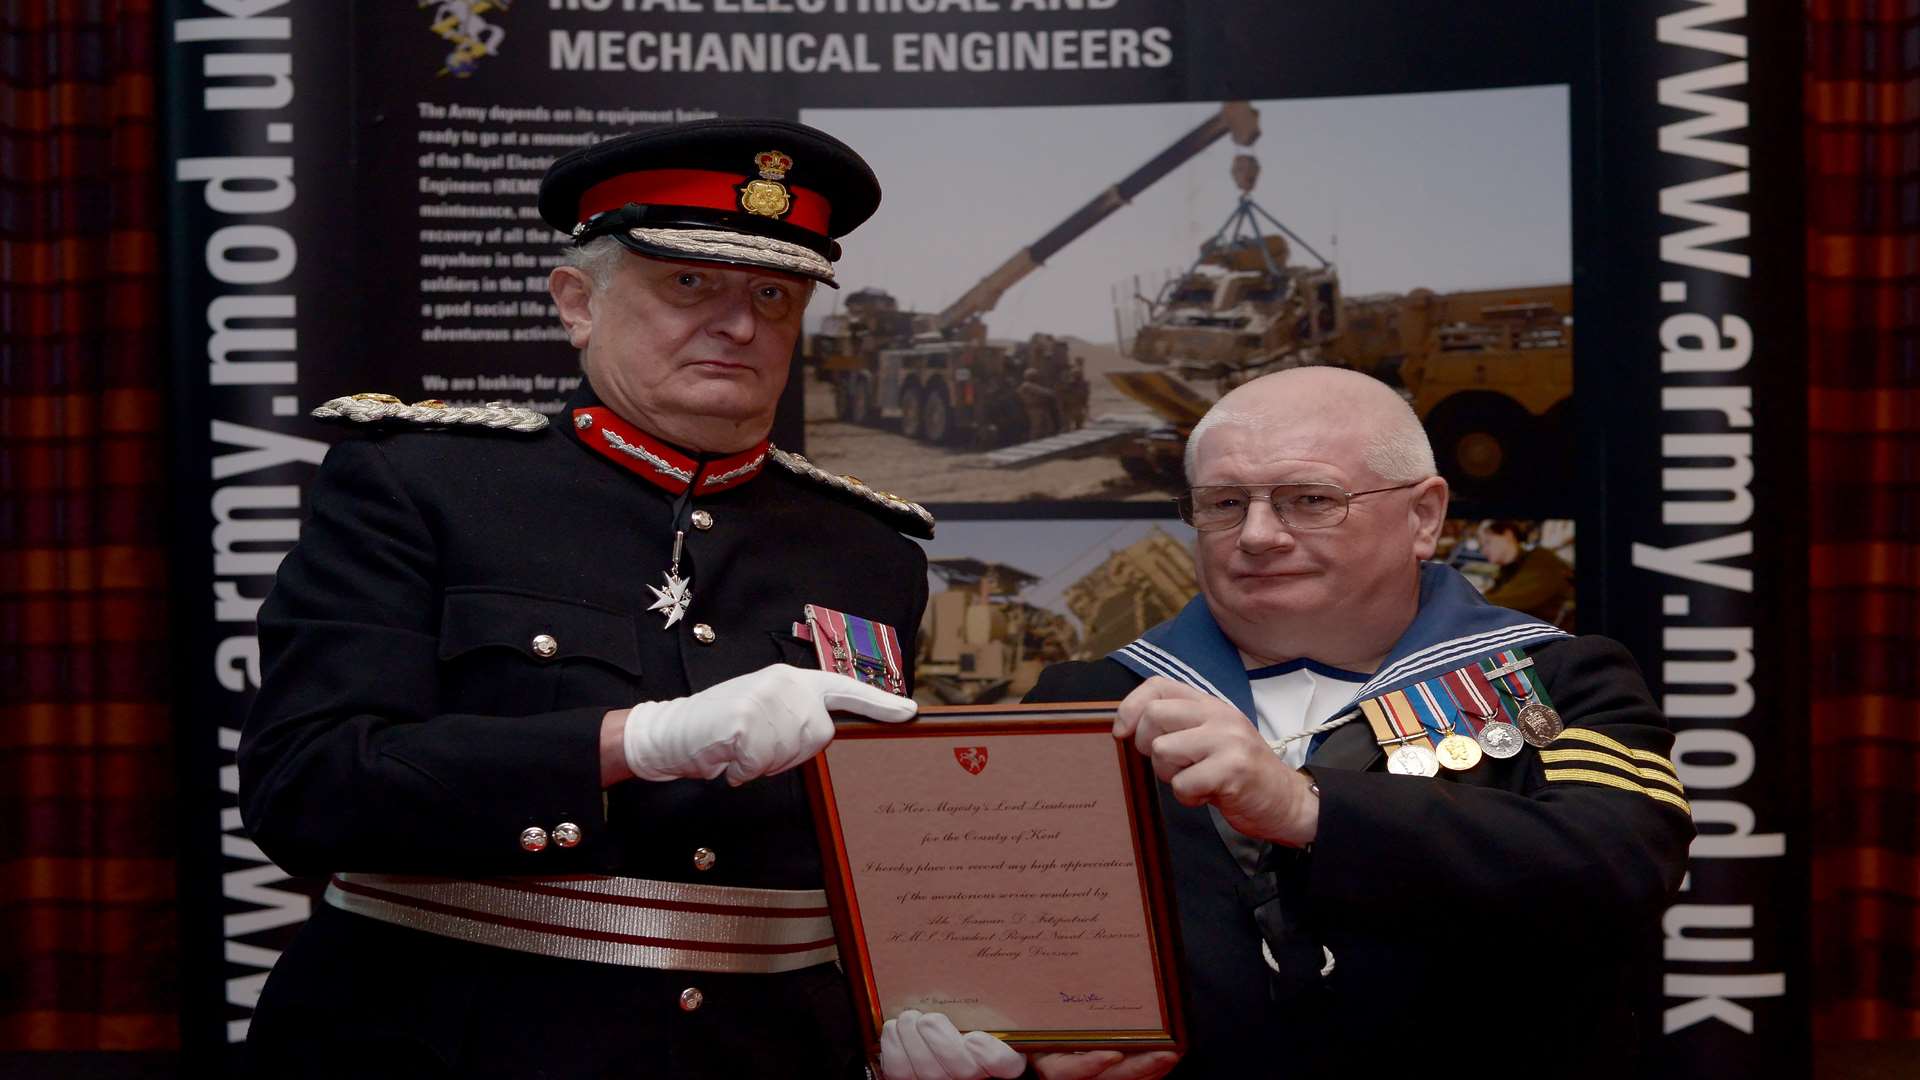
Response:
[1267,707,1360,755]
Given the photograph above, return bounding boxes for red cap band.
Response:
[578,169,832,236]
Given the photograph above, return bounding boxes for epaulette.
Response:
[768,446,935,539]
[311,393,549,433]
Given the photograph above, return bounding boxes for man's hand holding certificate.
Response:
[802,704,1187,1064]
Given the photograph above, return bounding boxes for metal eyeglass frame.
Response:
[1174,481,1424,531]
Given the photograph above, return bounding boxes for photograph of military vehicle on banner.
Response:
[799,86,1572,510]
[916,516,1574,707]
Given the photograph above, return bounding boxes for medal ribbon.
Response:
[1359,696,1416,750]
[1438,664,1508,734]
[816,606,851,671]
[1484,648,1558,712]
[871,619,907,694]
[1405,677,1462,740]
[1481,649,1530,716]
[1360,691,1436,749]
[805,605,906,696]
[844,614,902,693]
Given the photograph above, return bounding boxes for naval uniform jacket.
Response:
[239,388,929,1079]
[1025,571,1693,1079]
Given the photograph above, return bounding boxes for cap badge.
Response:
[738,150,794,219]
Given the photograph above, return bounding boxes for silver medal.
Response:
[647,570,691,628]
[1387,742,1439,777]
[647,530,693,628]
[1476,720,1525,759]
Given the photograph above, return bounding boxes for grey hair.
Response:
[1361,412,1438,484]
[1183,378,1437,485]
[556,234,820,306]
[1184,406,1257,482]
[559,234,628,289]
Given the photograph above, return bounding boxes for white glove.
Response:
[879,1010,1026,1080]
[622,664,915,786]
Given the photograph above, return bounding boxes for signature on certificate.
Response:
[1057,991,1106,1005]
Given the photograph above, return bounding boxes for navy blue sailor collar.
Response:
[1109,562,1572,721]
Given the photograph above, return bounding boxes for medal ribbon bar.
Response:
[802,603,906,697]
[1405,678,1460,740]
[1483,648,1556,711]
[1359,694,1421,747]
[1380,690,1435,748]
[1440,663,1507,728]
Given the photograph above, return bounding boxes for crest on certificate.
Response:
[953,747,989,775]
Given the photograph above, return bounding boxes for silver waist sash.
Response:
[324,872,839,973]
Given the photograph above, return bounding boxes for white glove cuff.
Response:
[621,698,728,782]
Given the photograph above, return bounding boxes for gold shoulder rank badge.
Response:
[738,150,794,219]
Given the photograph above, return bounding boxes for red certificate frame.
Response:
[801,702,1187,1056]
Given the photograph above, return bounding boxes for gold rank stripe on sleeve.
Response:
[1548,726,1682,780]
[1538,748,1687,793]
[1538,727,1690,815]
[1540,766,1693,815]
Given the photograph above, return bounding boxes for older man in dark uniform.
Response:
[1023,367,1693,1078]
[241,119,934,1078]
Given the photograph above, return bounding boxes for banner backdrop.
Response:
[165,2,1801,1074]
[1592,5,1808,1077]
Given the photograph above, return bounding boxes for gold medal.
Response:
[1408,678,1482,771]
[1435,732,1484,771]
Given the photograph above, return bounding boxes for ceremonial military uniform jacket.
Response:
[239,387,929,1079]
[1025,568,1693,1079]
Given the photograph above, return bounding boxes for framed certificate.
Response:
[801,703,1187,1056]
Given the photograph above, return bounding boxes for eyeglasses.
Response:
[1174,481,1424,532]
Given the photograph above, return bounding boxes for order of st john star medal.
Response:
[647,570,691,628]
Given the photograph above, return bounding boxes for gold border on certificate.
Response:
[802,703,1186,1056]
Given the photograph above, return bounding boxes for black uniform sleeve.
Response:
[239,439,612,878]
[1023,658,1142,705]
[1305,635,1694,934]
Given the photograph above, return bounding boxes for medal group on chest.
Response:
[1357,649,1563,778]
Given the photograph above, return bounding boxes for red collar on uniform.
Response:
[571,407,769,495]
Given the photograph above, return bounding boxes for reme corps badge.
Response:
[738,150,794,219]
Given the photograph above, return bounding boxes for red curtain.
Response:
[0,0,177,1052]
[1807,0,1920,1041]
